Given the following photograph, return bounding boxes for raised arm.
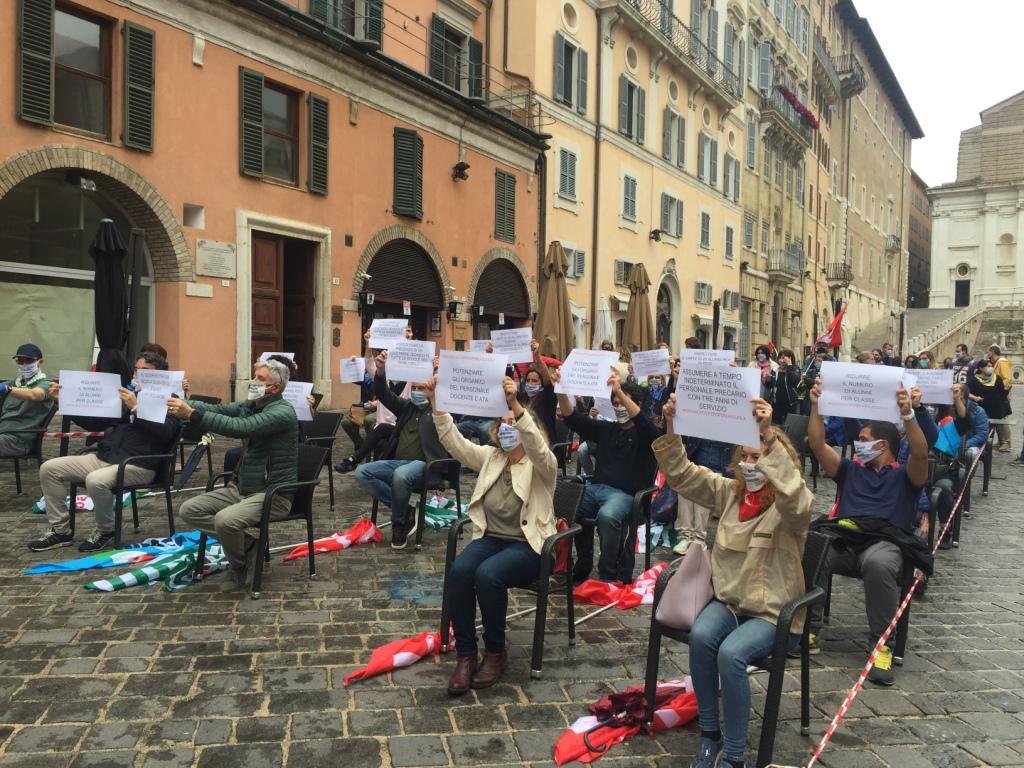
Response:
[653,395,728,510]
[507,378,556,479]
[753,398,813,530]
[424,375,490,471]
[530,339,552,386]
[372,350,407,415]
[807,377,842,479]
[900,386,929,488]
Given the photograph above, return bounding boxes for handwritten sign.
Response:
[489,327,534,364]
[554,349,619,400]
[817,361,903,423]
[135,369,185,423]
[469,339,492,353]
[679,349,736,364]
[903,369,954,405]
[259,351,294,362]
[436,351,510,418]
[673,365,761,446]
[368,318,409,350]
[57,371,122,419]
[630,348,671,379]
[283,381,315,421]
[593,397,616,422]
[386,340,436,383]
[339,357,365,384]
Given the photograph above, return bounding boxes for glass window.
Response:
[53,7,109,136]
[262,83,297,184]
[442,25,464,91]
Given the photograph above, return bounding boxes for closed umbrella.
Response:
[90,219,132,385]
[622,262,655,351]
[534,241,575,360]
[591,295,614,350]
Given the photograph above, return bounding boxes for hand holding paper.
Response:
[672,364,761,447]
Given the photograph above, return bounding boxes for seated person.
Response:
[426,376,556,695]
[354,350,447,549]
[168,359,298,592]
[806,379,930,686]
[0,343,52,457]
[556,368,660,583]
[640,372,671,431]
[31,351,180,553]
[336,384,406,473]
[655,394,812,768]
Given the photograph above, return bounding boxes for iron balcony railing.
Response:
[812,35,841,98]
[759,88,813,146]
[825,261,853,286]
[885,234,902,253]
[622,0,741,103]
[768,246,806,280]
[833,53,866,98]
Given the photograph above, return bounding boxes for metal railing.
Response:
[885,234,901,253]
[767,246,805,280]
[813,35,841,97]
[759,88,813,145]
[621,0,741,102]
[833,53,866,97]
[906,303,988,355]
[825,261,853,286]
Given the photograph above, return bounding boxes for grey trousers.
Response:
[673,496,711,543]
[39,454,154,535]
[179,485,291,570]
[0,433,31,456]
[995,423,1012,447]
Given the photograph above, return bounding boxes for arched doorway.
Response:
[470,257,532,339]
[656,284,672,346]
[361,238,446,341]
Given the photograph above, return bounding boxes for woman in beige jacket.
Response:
[425,376,557,696]
[655,394,813,768]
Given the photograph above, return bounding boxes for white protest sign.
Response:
[469,339,492,353]
[57,371,123,419]
[386,340,436,383]
[339,357,365,384]
[630,348,671,379]
[593,397,616,422]
[283,381,315,421]
[902,368,954,405]
[679,349,736,364]
[368,318,409,350]
[135,370,185,423]
[673,365,761,446]
[489,327,534,364]
[817,361,903,423]
[259,351,294,362]
[435,350,510,418]
[554,349,619,400]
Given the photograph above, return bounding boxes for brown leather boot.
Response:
[447,655,478,696]
[471,650,506,689]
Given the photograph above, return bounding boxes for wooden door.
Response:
[283,240,315,382]
[251,232,284,366]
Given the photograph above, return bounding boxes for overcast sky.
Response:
[849,0,1023,188]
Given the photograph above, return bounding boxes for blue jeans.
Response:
[575,483,634,582]
[447,536,541,657]
[457,418,494,447]
[689,600,799,762]
[577,441,596,475]
[354,459,426,525]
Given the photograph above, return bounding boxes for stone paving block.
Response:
[958,741,1024,766]
[399,705,453,736]
[445,733,519,765]
[139,749,195,768]
[195,743,282,768]
[288,711,343,740]
[235,715,288,743]
[142,719,197,747]
[512,728,570,762]
[287,737,382,767]
[80,722,144,750]
[347,708,401,736]
[0,754,73,768]
[67,751,137,768]
[388,735,449,767]
[918,744,983,768]
[261,667,328,691]
[13,678,117,701]
[120,672,195,698]
[352,688,415,710]
[193,719,231,746]
[4,724,88,752]
[103,696,172,721]
[954,711,1024,740]
[1,701,49,724]
[169,692,263,719]
[39,698,107,724]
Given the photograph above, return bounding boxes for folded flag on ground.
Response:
[422,495,468,528]
[283,519,382,561]
[31,493,133,514]
[25,532,209,574]
[342,630,450,686]
[84,539,227,592]
[572,562,668,610]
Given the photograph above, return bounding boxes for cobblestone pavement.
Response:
[1,421,1023,768]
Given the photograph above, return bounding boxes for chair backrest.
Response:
[288,443,329,518]
[782,414,809,452]
[29,403,59,457]
[311,392,324,409]
[801,530,832,593]
[553,478,585,525]
[303,410,343,442]
[153,423,187,484]
[179,395,222,442]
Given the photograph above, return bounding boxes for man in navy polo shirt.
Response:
[806,379,929,686]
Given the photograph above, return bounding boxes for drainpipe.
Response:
[537,150,547,298]
[589,10,606,347]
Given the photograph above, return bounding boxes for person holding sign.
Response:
[555,368,659,584]
[806,379,930,687]
[168,359,298,592]
[519,339,559,443]
[425,375,556,695]
[30,351,181,553]
[0,343,53,458]
[654,394,812,768]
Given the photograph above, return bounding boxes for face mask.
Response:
[648,379,664,396]
[874,355,882,363]
[247,381,267,400]
[757,353,767,362]
[524,383,542,397]
[854,440,884,464]
[614,407,630,423]
[884,349,893,357]
[17,362,39,380]
[497,423,521,452]
[737,461,767,492]
[919,359,929,368]
[410,390,428,403]
[957,353,968,362]
[982,366,994,377]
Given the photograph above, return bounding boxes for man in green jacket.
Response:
[168,359,298,592]
[0,343,52,457]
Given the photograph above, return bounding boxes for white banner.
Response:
[817,361,903,423]
[339,357,365,384]
[386,340,436,383]
[435,350,510,418]
[554,349,619,400]
[679,349,736,364]
[368,318,409,350]
[673,364,761,446]
[283,381,315,421]
[57,371,123,419]
[489,327,534,364]
[902,369,954,405]
[630,348,671,379]
[134,369,185,423]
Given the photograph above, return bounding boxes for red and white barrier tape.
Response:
[43,431,105,438]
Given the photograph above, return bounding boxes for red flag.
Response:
[815,303,848,349]
[282,519,382,561]
[343,631,443,686]
[572,562,668,610]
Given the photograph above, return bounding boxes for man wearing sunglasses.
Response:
[0,343,52,458]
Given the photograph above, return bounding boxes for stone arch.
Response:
[0,144,192,281]
[466,247,538,316]
[353,224,454,303]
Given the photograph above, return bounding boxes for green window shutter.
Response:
[123,22,155,152]
[309,0,329,25]
[429,14,445,82]
[364,0,383,45]
[394,128,423,219]
[308,93,329,195]
[17,0,54,126]
[239,67,264,178]
[676,116,686,169]
[660,193,670,233]
[553,33,565,103]
[576,48,588,114]
[662,107,673,160]
[635,87,645,145]
[618,74,628,135]
[468,38,483,98]
[495,170,515,242]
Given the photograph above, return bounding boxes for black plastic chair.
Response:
[643,530,832,768]
[301,410,344,510]
[783,413,819,490]
[438,477,585,678]
[178,394,221,479]
[1,402,58,494]
[576,482,659,582]
[370,457,462,549]
[69,423,185,547]
[551,435,577,478]
[192,443,327,598]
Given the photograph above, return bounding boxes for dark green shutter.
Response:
[239,67,264,178]
[308,94,329,195]
[553,33,565,103]
[123,22,155,152]
[577,48,588,114]
[309,0,329,24]
[495,170,515,242]
[364,0,383,44]
[660,193,671,232]
[17,0,54,125]
[618,74,628,135]
[429,14,445,82]
[636,87,645,145]
[677,117,686,168]
[394,128,423,219]
[468,38,483,98]
[662,107,673,160]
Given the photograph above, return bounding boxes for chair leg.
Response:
[370,499,378,525]
[131,492,140,532]
[179,444,185,471]
[530,579,550,679]
[14,459,22,495]
[165,488,175,536]
[756,662,787,767]
[644,516,651,571]
[800,633,811,735]
[327,456,335,511]
[305,513,316,578]
[565,555,576,646]
[415,492,427,550]
[69,483,79,537]
[205,447,214,479]
[251,521,271,599]
[192,532,208,581]
[113,492,124,548]
[823,574,833,624]
[642,624,663,731]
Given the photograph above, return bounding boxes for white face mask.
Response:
[524,382,542,397]
[854,440,884,464]
[757,353,767,362]
[737,461,767,492]
[17,362,39,380]
[497,423,521,452]
[247,381,267,400]
[614,407,630,423]
[982,366,994,377]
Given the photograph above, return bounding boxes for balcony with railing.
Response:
[885,234,902,254]
[825,261,853,289]
[833,53,866,98]
[812,35,841,104]
[606,0,742,108]
[767,245,805,283]
[759,88,813,151]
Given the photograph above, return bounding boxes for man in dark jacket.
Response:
[354,349,447,549]
[170,359,298,591]
[31,351,181,553]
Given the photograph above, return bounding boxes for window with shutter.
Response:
[661,193,671,233]
[690,0,701,38]
[494,170,516,242]
[758,42,771,91]
[393,128,423,219]
[553,33,567,103]
[674,200,683,237]
[573,249,585,278]
[623,175,637,220]
[697,133,706,180]
[429,14,446,82]
[709,139,719,187]
[123,22,155,152]
[763,140,771,177]
[52,6,111,136]
[707,8,719,74]
[725,226,734,259]
[239,67,265,178]
[676,116,686,168]
[18,0,55,125]
[700,213,711,248]
[795,162,804,207]
[724,23,734,75]
[722,157,731,200]
[262,81,298,184]
[636,87,645,145]
[732,157,740,201]
[468,38,483,99]
[558,149,577,199]
[748,36,756,85]
[364,0,383,45]
[618,74,629,135]
[662,107,673,161]
[743,218,755,249]
[577,49,588,114]
[308,94,329,195]
[746,122,756,168]
[761,221,769,254]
